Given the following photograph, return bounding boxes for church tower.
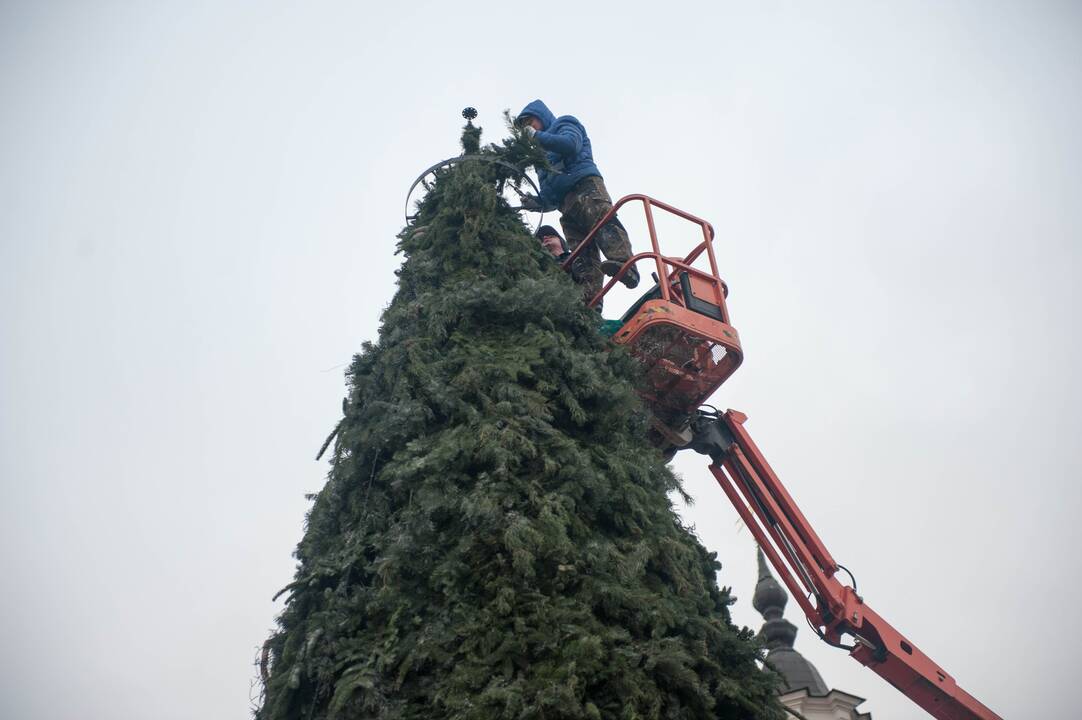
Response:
[753,547,873,719]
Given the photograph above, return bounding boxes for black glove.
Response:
[519,194,543,212]
[570,255,590,282]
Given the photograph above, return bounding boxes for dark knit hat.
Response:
[535,225,561,239]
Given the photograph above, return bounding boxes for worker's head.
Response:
[518,115,543,132]
[516,100,554,131]
[535,225,567,257]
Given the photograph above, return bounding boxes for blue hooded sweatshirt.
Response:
[518,99,601,211]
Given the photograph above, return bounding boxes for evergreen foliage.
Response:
[258,118,783,720]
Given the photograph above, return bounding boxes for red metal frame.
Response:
[560,194,729,313]
[560,195,743,420]
[709,410,1002,720]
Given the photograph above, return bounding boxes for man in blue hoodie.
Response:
[517,100,640,303]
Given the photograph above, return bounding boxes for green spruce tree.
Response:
[258,117,783,720]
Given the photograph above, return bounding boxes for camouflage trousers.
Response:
[559,175,633,310]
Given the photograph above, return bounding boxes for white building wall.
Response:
[779,688,871,720]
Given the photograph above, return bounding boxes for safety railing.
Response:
[559,194,730,321]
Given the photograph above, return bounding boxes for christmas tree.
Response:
[257,115,783,720]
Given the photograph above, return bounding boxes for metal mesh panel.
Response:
[631,323,709,426]
[711,343,726,363]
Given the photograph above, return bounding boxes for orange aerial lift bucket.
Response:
[560,195,743,446]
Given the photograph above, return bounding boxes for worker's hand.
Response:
[540,235,564,256]
[519,194,543,211]
[570,256,590,282]
[522,125,537,138]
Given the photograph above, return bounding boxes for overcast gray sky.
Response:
[2,2,1079,718]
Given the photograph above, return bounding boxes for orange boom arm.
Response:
[569,194,1003,719]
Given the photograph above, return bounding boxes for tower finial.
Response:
[756,544,773,582]
[750,545,831,696]
[752,545,796,648]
